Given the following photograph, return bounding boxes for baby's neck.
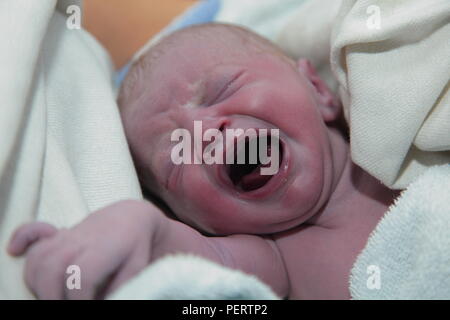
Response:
[308,128,398,229]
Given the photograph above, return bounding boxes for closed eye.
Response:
[204,70,245,106]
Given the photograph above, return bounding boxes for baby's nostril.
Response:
[219,120,229,132]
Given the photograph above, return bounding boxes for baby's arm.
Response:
[154,218,289,298]
[8,200,289,299]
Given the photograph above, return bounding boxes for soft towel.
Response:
[350,164,450,299]
[109,254,278,300]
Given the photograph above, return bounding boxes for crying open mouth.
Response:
[226,135,283,192]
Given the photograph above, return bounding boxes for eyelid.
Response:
[205,70,245,106]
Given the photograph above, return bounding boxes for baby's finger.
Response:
[65,250,123,300]
[8,222,58,256]
[30,244,81,300]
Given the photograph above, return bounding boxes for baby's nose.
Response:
[188,117,229,162]
[180,108,229,134]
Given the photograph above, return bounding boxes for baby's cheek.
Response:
[178,169,231,232]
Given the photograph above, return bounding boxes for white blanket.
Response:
[277,0,450,189]
[109,254,278,300]
[0,0,142,298]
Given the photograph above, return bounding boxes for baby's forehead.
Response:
[122,25,286,106]
[142,25,280,77]
[152,38,250,79]
[134,48,256,113]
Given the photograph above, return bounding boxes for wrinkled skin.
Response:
[8,25,397,299]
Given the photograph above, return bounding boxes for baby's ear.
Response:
[297,59,341,122]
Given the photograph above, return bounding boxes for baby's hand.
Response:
[7,200,165,299]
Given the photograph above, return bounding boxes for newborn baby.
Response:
[8,24,397,299]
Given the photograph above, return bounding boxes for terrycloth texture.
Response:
[332,0,450,188]
[350,165,450,299]
[109,254,278,300]
[277,0,450,189]
[0,0,142,298]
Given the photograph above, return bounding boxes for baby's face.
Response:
[124,30,340,235]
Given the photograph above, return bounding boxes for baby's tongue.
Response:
[239,164,273,191]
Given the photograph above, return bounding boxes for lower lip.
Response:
[216,139,290,200]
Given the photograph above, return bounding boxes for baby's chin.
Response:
[188,199,308,236]
[199,174,326,235]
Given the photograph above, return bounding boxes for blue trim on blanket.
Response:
[167,0,221,31]
[115,0,221,88]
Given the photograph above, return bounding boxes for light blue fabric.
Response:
[115,0,221,88]
[115,63,132,88]
[166,0,221,32]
